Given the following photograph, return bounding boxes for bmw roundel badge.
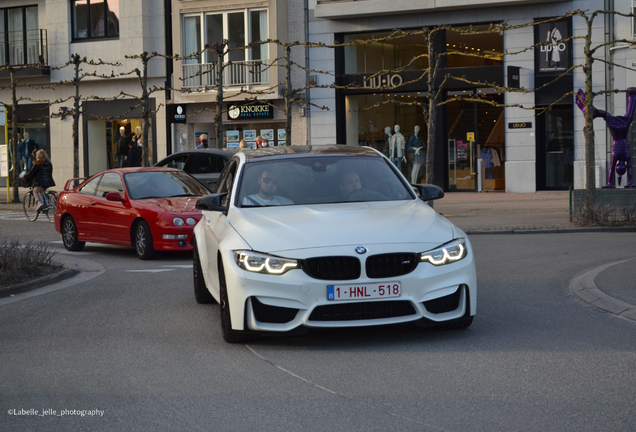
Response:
[355,247,367,254]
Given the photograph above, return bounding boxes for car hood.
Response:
[138,196,201,214]
[230,200,456,254]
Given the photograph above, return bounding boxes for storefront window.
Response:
[343,32,429,75]
[445,24,503,68]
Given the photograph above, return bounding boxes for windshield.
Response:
[237,156,413,207]
[124,171,209,200]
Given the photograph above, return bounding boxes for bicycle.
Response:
[23,185,57,223]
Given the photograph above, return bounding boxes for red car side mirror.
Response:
[105,192,125,202]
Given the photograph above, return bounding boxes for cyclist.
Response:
[20,149,56,212]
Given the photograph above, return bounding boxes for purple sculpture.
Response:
[575,88,636,188]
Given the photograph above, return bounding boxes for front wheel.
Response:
[23,191,39,222]
[193,238,215,304]
[134,220,156,260]
[62,216,85,251]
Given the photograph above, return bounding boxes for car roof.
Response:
[239,145,382,162]
[161,148,238,158]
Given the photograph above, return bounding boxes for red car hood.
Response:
[139,196,201,214]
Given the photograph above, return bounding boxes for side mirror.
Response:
[196,193,228,212]
[105,192,124,202]
[412,184,445,201]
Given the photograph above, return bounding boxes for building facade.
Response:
[307,0,636,192]
[168,0,308,151]
[0,0,167,188]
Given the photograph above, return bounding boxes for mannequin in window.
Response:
[383,126,392,157]
[132,126,142,147]
[407,125,426,184]
[389,125,406,172]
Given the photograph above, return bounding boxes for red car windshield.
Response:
[124,171,208,200]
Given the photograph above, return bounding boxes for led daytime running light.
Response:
[420,240,466,266]
[236,251,298,275]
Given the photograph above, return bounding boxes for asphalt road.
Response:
[1,218,635,431]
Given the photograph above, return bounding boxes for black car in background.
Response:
[155,149,236,190]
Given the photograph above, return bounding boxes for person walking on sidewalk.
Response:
[24,132,39,173]
[16,133,26,173]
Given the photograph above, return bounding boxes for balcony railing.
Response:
[0,29,48,67]
[181,59,269,89]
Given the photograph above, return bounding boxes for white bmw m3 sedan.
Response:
[192,145,476,343]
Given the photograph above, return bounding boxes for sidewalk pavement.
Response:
[1,186,635,322]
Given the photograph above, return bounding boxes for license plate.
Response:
[327,282,401,301]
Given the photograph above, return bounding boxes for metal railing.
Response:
[181,59,269,89]
[0,29,48,67]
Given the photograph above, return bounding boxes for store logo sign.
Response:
[171,105,186,123]
[227,103,273,120]
[363,73,404,89]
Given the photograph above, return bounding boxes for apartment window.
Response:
[181,9,268,87]
[71,0,119,40]
[0,6,41,66]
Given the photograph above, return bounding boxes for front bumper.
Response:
[221,248,477,332]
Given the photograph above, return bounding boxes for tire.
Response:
[62,215,85,251]
[134,220,156,260]
[23,191,39,222]
[44,191,57,223]
[219,260,256,343]
[193,238,215,304]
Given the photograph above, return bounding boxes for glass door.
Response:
[447,98,476,190]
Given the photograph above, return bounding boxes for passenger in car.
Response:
[242,168,294,206]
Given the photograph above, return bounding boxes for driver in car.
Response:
[243,168,294,206]
[339,170,362,199]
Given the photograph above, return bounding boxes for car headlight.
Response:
[235,251,298,275]
[186,217,197,226]
[173,217,185,226]
[419,238,467,266]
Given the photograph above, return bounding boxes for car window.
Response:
[159,155,189,170]
[237,156,413,207]
[79,175,102,196]
[215,160,237,207]
[184,154,228,174]
[95,172,124,198]
[124,171,209,200]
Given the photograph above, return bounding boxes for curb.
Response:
[570,259,636,322]
[0,267,79,298]
[463,226,636,235]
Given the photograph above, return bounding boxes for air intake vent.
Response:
[309,300,416,321]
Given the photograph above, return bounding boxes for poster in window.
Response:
[535,19,570,74]
[247,141,257,149]
[226,131,239,142]
[244,130,256,141]
[261,129,274,141]
[277,129,286,141]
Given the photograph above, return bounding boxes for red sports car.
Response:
[54,167,209,259]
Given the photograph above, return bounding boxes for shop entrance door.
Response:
[447,99,477,190]
[447,94,505,191]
